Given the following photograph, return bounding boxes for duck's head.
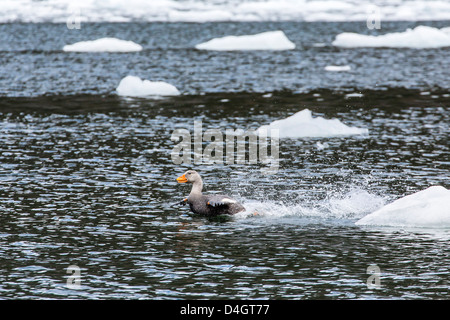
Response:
[176,170,201,184]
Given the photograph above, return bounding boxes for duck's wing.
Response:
[206,195,239,207]
[171,198,188,207]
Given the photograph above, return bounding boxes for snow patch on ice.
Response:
[116,75,180,97]
[257,109,369,138]
[333,26,450,48]
[356,186,450,228]
[195,31,295,51]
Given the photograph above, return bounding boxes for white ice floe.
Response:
[257,109,368,138]
[356,186,450,228]
[332,26,450,48]
[324,65,351,72]
[116,75,180,97]
[195,31,295,51]
[63,38,143,52]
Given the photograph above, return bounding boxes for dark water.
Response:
[0,20,449,299]
[1,21,450,97]
[0,90,449,299]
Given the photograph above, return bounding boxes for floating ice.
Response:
[257,109,368,138]
[333,26,450,48]
[4,0,450,23]
[195,31,295,51]
[63,38,143,52]
[356,186,450,228]
[345,92,364,98]
[116,75,180,97]
[325,65,351,72]
[316,141,329,150]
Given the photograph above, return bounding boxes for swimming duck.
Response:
[176,170,245,216]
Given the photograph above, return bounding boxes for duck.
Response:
[176,170,245,216]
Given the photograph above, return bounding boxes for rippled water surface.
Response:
[1,17,449,300]
[1,21,450,97]
[0,91,448,299]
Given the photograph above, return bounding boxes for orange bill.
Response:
[176,174,188,183]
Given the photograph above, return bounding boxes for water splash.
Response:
[236,188,386,222]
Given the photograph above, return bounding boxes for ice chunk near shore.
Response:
[257,109,368,138]
[116,75,180,97]
[195,31,295,51]
[356,186,450,228]
[63,37,143,52]
[332,26,450,48]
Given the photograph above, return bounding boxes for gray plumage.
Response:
[176,170,245,216]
